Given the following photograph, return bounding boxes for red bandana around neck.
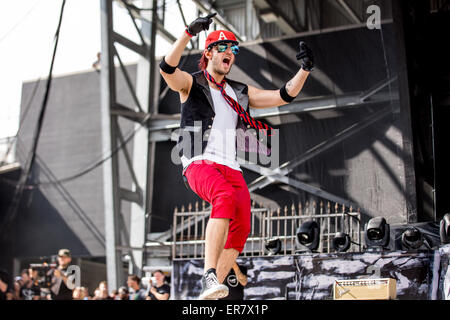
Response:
[203,70,273,136]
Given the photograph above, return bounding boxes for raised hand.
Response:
[186,12,217,37]
[296,41,314,72]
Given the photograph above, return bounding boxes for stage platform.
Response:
[172,245,450,300]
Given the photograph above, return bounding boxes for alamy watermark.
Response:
[65,265,81,290]
[170,122,280,169]
[367,5,381,30]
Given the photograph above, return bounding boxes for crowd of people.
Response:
[0,248,171,300]
[1,247,250,300]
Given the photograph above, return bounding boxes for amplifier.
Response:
[333,278,397,300]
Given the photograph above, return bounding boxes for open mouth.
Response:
[222,57,231,67]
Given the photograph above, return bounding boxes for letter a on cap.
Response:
[218,32,227,40]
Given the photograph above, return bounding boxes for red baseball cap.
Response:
[205,30,238,50]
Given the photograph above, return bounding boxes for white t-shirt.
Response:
[181,82,242,172]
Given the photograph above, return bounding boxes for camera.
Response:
[29,262,57,289]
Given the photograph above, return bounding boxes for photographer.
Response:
[48,249,74,300]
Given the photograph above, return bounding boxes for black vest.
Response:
[177,71,271,170]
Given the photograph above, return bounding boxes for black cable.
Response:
[0,0,44,165]
[2,0,159,188]
[9,2,196,188]
[18,78,43,129]
[1,0,66,237]
[0,111,150,189]
[33,113,151,187]
[3,0,193,189]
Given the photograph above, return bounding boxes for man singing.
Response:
[160,13,313,299]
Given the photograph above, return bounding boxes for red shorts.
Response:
[184,160,251,253]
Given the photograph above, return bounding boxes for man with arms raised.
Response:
[160,13,313,299]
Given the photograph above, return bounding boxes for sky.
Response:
[0,0,197,139]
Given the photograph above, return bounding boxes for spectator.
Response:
[29,267,42,296]
[13,269,28,299]
[110,289,118,300]
[73,286,87,300]
[117,286,129,300]
[15,268,41,300]
[92,281,113,300]
[48,248,74,300]
[0,269,14,300]
[93,287,100,299]
[13,276,22,299]
[127,275,146,300]
[92,52,101,72]
[146,270,170,300]
[81,287,90,300]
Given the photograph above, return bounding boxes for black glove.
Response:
[296,41,314,72]
[186,13,217,37]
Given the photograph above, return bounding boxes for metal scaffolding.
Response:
[100,0,161,289]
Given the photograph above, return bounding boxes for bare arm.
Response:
[159,13,216,100]
[248,69,310,109]
[249,41,314,109]
[149,286,169,300]
[159,31,193,96]
[232,263,248,286]
[13,281,21,298]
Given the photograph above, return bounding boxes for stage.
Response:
[172,245,450,300]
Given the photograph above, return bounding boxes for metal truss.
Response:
[191,0,245,41]
[245,77,399,206]
[153,77,398,209]
[100,0,173,290]
[254,0,304,34]
[242,107,394,203]
[331,0,363,24]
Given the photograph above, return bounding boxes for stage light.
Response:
[440,213,450,245]
[264,237,281,255]
[364,217,390,250]
[296,220,320,252]
[401,227,424,250]
[333,232,351,252]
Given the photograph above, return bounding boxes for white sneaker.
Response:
[198,269,229,300]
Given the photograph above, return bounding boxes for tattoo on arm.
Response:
[286,80,293,95]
